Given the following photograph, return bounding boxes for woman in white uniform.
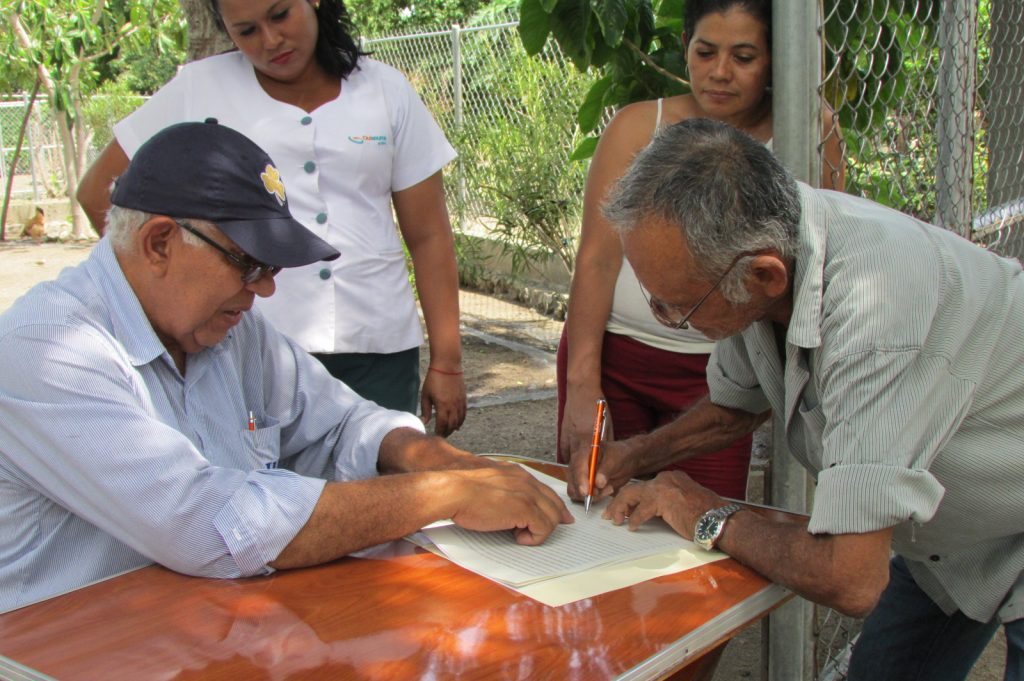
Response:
[78,0,467,436]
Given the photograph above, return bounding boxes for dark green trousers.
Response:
[312,348,420,414]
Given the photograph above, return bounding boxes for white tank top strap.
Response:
[604,95,716,353]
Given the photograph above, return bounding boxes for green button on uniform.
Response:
[319,268,331,280]
[316,212,327,224]
[300,116,312,125]
[304,161,316,173]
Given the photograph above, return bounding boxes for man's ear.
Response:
[137,216,178,277]
[748,253,789,299]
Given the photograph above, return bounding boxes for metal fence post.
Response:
[935,0,977,238]
[772,0,821,187]
[767,1,817,679]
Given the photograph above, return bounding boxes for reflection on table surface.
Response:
[0,457,792,681]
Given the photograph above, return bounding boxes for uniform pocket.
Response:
[236,416,282,470]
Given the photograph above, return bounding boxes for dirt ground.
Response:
[0,238,1007,680]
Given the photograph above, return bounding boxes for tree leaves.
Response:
[518,0,551,55]
[515,0,676,158]
[591,0,628,47]
[577,73,611,131]
[548,0,593,70]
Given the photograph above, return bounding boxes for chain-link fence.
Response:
[0,96,65,203]
[2,92,141,241]
[823,0,1024,253]
[364,18,593,331]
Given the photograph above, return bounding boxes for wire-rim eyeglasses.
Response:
[175,220,281,284]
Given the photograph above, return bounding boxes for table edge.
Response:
[0,655,55,681]
[616,583,794,680]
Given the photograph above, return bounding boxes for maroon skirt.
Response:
[557,328,753,500]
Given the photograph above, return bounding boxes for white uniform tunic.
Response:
[115,53,457,354]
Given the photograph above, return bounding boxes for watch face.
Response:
[695,515,720,549]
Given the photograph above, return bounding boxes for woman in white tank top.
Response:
[558,0,846,499]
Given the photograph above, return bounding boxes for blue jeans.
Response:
[848,556,1022,681]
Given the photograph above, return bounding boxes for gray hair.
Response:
[106,205,208,252]
[603,118,801,303]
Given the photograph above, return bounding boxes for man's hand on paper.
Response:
[448,465,574,545]
[566,438,637,503]
[603,471,723,537]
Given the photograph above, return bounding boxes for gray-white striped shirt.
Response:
[708,183,1024,623]
[0,239,423,612]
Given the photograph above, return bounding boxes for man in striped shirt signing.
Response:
[582,118,1023,681]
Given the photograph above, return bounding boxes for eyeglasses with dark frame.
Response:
[637,251,759,330]
[175,220,281,284]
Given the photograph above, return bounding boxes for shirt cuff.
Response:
[333,409,425,482]
[808,463,945,534]
[707,374,772,414]
[215,471,327,575]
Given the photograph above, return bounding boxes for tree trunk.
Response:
[178,0,234,61]
[54,114,88,238]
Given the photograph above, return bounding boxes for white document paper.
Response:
[421,467,705,587]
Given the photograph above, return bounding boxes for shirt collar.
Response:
[87,239,171,369]
[786,182,828,350]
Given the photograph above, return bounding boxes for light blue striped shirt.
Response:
[0,239,424,612]
[708,184,1024,623]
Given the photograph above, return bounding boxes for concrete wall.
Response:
[457,232,570,320]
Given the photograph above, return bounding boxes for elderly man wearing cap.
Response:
[0,121,571,613]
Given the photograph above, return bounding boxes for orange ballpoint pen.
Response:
[585,399,608,515]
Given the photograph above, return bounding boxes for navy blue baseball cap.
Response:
[110,119,339,267]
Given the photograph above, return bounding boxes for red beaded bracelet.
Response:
[428,366,463,376]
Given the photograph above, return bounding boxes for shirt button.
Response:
[316,212,327,224]
[929,555,940,562]
[300,115,312,125]
[319,268,331,280]
[304,161,316,173]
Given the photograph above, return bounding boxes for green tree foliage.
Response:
[346,0,492,36]
[516,0,688,159]
[446,28,593,276]
[1,0,184,236]
[112,37,185,94]
[822,0,943,131]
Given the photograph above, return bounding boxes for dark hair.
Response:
[683,0,771,50]
[207,0,367,79]
[603,118,800,302]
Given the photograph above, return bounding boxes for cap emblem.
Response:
[261,164,286,205]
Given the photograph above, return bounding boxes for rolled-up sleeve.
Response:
[808,346,976,534]
[706,334,772,414]
[0,324,322,578]
[215,471,326,575]
[254,317,425,484]
[809,464,945,534]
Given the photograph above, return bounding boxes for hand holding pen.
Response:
[585,399,608,515]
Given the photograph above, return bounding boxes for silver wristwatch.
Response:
[693,504,742,551]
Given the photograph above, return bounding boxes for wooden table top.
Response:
[0,458,794,681]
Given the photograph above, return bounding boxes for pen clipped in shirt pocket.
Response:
[237,415,282,471]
